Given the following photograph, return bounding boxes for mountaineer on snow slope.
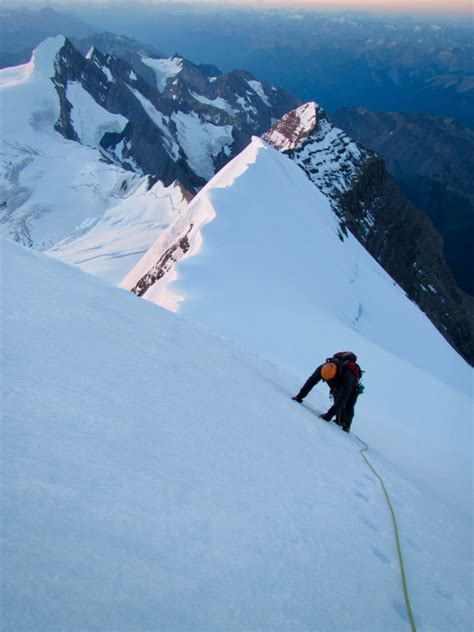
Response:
[292,352,363,433]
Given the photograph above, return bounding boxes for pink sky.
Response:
[189,0,472,14]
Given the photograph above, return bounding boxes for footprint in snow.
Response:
[371,546,391,565]
[354,489,370,501]
[431,579,454,601]
[404,537,421,552]
[360,516,379,532]
[362,473,377,485]
[392,599,422,628]
[393,600,409,623]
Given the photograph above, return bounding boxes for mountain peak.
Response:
[31,34,66,78]
[262,101,319,151]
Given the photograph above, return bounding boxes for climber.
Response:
[292,351,363,433]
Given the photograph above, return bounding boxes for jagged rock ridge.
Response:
[51,35,300,193]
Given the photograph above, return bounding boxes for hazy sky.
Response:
[7,0,473,16]
[193,0,472,10]
[129,0,471,14]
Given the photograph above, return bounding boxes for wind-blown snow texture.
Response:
[1,238,472,631]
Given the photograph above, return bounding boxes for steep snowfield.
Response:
[0,37,188,283]
[171,111,234,181]
[141,55,183,93]
[1,238,472,631]
[122,138,472,514]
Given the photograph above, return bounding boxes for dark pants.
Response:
[329,387,359,431]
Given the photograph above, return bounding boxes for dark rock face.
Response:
[330,107,474,296]
[131,223,194,298]
[52,36,301,193]
[264,104,473,365]
[337,157,473,365]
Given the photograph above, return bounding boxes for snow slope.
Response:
[45,178,188,284]
[121,138,472,516]
[1,238,472,631]
[0,36,188,283]
[141,55,183,93]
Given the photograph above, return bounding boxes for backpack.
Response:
[329,351,363,382]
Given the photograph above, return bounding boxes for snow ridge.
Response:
[121,137,259,309]
[120,134,470,401]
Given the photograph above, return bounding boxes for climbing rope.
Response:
[355,435,417,632]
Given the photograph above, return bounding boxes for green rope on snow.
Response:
[355,435,417,632]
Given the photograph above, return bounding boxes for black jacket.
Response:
[298,363,356,415]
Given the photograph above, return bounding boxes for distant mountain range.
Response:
[54,4,472,127]
[1,6,472,126]
[0,6,95,67]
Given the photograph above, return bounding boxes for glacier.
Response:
[0,36,189,283]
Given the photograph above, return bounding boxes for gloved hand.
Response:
[320,412,332,421]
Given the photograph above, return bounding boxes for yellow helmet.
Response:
[321,362,338,381]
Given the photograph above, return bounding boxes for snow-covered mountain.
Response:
[50,33,300,192]
[2,236,472,630]
[263,103,473,365]
[0,35,299,282]
[0,36,190,283]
